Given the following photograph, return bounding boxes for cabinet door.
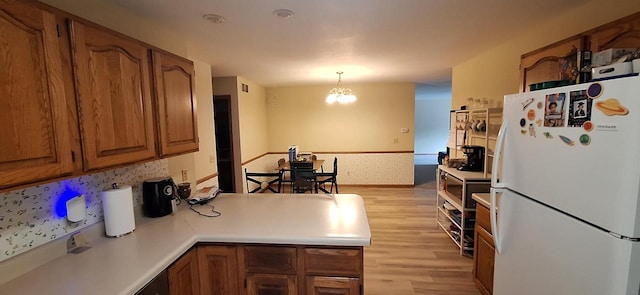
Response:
[197,245,239,295]
[137,270,170,295]
[473,225,495,295]
[69,20,156,171]
[305,276,359,295]
[588,12,640,52]
[0,0,73,189]
[151,50,198,157]
[168,248,200,295]
[519,35,585,92]
[246,274,296,295]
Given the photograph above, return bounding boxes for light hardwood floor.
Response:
[340,185,482,295]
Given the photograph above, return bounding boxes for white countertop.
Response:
[472,192,500,209]
[0,194,371,295]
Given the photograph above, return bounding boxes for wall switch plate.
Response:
[182,169,188,181]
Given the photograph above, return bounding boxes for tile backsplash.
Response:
[0,159,169,261]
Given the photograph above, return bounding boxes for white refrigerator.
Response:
[491,75,640,295]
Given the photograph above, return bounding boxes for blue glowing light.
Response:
[55,186,82,218]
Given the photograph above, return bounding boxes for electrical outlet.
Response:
[401,128,409,133]
[393,137,399,144]
[181,169,188,181]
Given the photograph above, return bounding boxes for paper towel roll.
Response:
[101,185,135,237]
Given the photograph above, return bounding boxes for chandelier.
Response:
[326,71,357,104]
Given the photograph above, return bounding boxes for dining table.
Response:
[277,159,325,171]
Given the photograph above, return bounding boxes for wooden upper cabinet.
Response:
[588,12,640,52]
[520,12,640,93]
[151,50,199,157]
[0,0,73,189]
[69,19,156,171]
[519,35,585,92]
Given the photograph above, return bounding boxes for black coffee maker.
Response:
[458,145,485,172]
[142,177,176,217]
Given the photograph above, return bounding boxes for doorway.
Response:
[213,95,235,192]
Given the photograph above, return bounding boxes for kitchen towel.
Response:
[100,185,136,237]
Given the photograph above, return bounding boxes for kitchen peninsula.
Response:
[0,194,371,295]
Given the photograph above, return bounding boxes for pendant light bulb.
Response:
[326,72,356,104]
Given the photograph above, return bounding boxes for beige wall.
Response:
[266,83,415,153]
[190,59,217,182]
[452,0,640,109]
[238,78,269,161]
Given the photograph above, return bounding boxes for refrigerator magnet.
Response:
[579,134,591,146]
[587,83,603,99]
[520,118,526,127]
[558,135,575,146]
[522,98,535,110]
[595,98,629,116]
[543,132,553,139]
[583,121,593,132]
[527,109,536,120]
[528,124,536,137]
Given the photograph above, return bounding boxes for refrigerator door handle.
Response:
[491,121,508,189]
[491,187,504,254]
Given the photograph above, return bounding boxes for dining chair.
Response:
[245,168,282,193]
[317,157,338,193]
[292,166,317,194]
[311,154,324,172]
[277,158,295,193]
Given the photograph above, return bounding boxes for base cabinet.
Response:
[168,248,200,295]
[195,244,362,295]
[246,274,297,295]
[144,244,363,295]
[197,245,239,295]
[306,276,360,295]
[473,203,495,295]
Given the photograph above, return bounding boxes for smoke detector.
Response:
[203,14,225,24]
[272,9,294,19]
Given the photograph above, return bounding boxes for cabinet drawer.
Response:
[304,248,362,276]
[476,203,492,234]
[242,246,297,273]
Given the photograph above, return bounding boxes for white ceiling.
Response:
[107,0,586,87]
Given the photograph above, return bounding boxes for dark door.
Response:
[213,95,235,192]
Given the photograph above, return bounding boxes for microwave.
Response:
[445,174,463,201]
[444,173,489,209]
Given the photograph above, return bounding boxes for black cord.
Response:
[189,203,222,217]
